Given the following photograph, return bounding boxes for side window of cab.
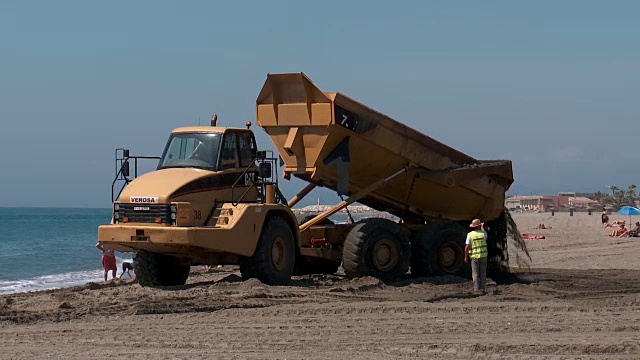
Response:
[238,131,256,167]
[219,132,239,170]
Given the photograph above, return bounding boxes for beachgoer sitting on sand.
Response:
[203,264,223,271]
[533,223,551,229]
[609,224,629,237]
[604,220,625,229]
[522,233,546,240]
[119,261,134,279]
[628,222,640,237]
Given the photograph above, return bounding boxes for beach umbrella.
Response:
[618,206,640,226]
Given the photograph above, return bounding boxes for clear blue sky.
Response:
[1,1,638,207]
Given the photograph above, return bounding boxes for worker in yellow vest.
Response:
[464,218,488,294]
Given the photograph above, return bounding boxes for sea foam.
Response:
[0,256,133,295]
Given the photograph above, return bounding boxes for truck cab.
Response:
[161,127,255,174]
[98,120,300,287]
[114,125,260,227]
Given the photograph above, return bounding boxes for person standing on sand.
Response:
[464,219,489,294]
[601,208,609,228]
[96,242,117,282]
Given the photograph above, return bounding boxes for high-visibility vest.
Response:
[468,230,488,259]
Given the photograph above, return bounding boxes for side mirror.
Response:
[122,161,130,177]
[255,150,267,160]
[259,162,272,179]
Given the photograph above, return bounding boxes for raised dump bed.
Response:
[256,73,513,223]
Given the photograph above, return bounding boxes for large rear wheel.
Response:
[342,219,410,282]
[133,252,190,287]
[239,216,296,285]
[410,221,469,278]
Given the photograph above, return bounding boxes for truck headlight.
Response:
[170,204,177,225]
[113,204,120,224]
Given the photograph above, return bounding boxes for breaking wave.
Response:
[0,256,133,295]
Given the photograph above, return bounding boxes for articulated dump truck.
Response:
[98,73,514,287]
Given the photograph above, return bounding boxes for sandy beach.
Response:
[2,212,640,359]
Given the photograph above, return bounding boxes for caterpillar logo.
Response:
[244,172,255,186]
[130,196,159,203]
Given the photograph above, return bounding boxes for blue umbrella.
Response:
[618,206,640,225]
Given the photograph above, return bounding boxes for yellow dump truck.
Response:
[98,73,514,286]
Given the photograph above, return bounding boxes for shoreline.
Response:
[0,254,134,296]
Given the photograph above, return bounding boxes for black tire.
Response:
[342,219,411,282]
[133,252,190,287]
[239,216,296,285]
[410,221,469,278]
[293,256,341,275]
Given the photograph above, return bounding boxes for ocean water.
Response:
[0,207,131,295]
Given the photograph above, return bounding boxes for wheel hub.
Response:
[271,236,286,271]
[438,241,462,273]
[372,239,398,272]
[439,246,456,267]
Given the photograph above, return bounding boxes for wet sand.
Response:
[2,212,640,359]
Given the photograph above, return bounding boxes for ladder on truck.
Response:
[111,148,161,202]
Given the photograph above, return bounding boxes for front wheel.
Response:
[239,216,296,285]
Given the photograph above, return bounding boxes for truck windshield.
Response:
[159,132,222,170]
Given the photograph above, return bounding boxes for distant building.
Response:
[505,195,557,211]
[506,192,600,211]
[567,197,599,207]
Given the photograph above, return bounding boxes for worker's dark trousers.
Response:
[471,257,488,292]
